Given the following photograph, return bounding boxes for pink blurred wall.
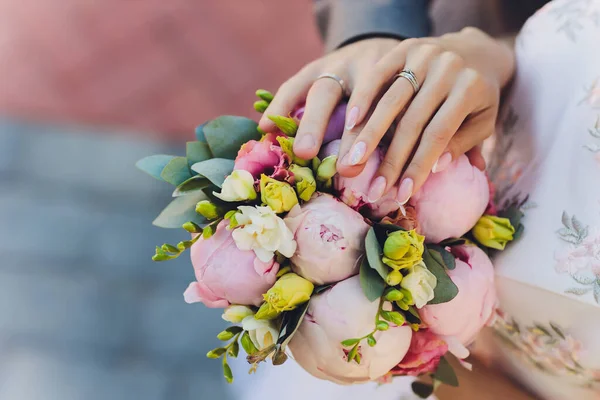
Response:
[0,0,323,141]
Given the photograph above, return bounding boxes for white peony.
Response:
[400,262,437,309]
[242,315,278,350]
[232,206,297,262]
[213,170,257,202]
[221,305,255,323]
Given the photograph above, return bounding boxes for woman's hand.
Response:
[258,37,401,159]
[338,28,515,204]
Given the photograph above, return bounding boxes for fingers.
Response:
[259,62,319,132]
[398,69,495,201]
[293,75,346,159]
[466,145,487,171]
[448,108,497,170]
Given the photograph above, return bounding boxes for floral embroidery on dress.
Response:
[548,0,600,42]
[555,212,600,303]
[584,117,600,165]
[579,80,600,108]
[494,310,600,390]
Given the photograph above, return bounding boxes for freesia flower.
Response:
[391,329,448,376]
[255,273,314,320]
[288,276,413,384]
[242,315,278,351]
[284,193,369,285]
[409,155,489,243]
[260,174,298,213]
[400,262,437,309]
[382,230,425,271]
[232,205,297,263]
[234,139,291,182]
[222,305,254,323]
[213,170,257,202]
[184,221,279,308]
[472,215,515,250]
[419,245,497,345]
[289,164,316,201]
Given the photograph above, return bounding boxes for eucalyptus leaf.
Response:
[427,244,456,270]
[365,227,389,280]
[359,257,385,302]
[277,302,309,349]
[160,157,193,186]
[172,175,211,197]
[203,116,261,159]
[432,357,459,387]
[136,155,176,181]
[186,141,212,165]
[191,158,235,188]
[153,192,208,228]
[195,122,208,142]
[423,247,458,304]
[411,381,434,399]
[313,284,333,295]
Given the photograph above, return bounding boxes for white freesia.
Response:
[232,205,297,262]
[221,305,254,323]
[213,170,257,202]
[242,315,278,350]
[400,262,437,308]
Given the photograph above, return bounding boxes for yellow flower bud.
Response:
[385,270,403,286]
[472,215,515,250]
[195,200,220,220]
[260,175,299,213]
[255,273,314,320]
[221,305,255,323]
[289,164,316,201]
[382,230,425,270]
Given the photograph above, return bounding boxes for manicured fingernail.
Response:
[432,152,452,173]
[367,176,387,203]
[294,135,315,151]
[396,178,414,205]
[346,106,359,130]
[348,141,367,165]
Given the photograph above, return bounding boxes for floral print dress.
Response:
[485,0,600,398]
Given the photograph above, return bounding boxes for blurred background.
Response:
[0,1,322,399]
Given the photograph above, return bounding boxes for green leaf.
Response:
[228,341,240,358]
[240,331,258,355]
[186,141,212,166]
[153,192,208,229]
[428,244,456,270]
[347,344,359,363]
[423,247,459,305]
[359,257,385,302]
[365,227,390,280]
[206,347,226,359]
[340,338,360,347]
[191,158,235,188]
[136,155,176,181]
[313,284,333,295]
[172,175,211,197]
[432,357,459,387]
[160,157,193,186]
[222,359,233,383]
[195,122,208,142]
[411,381,434,399]
[276,302,310,349]
[203,116,261,159]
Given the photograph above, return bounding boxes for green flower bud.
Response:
[367,335,377,347]
[240,331,258,355]
[195,200,220,220]
[222,359,233,383]
[217,330,235,341]
[316,155,338,182]
[206,347,226,359]
[267,115,298,136]
[384,288,404,301]
[382,230,425,271]
[228,341,240,358]
[289,164,317,201]
[276,136,310,166]
[376,321,390,331]
[254,100,269,113]
[385,270,403,286]
[255,89,274,102]
[382,311,406,326]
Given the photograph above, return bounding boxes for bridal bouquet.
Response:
[137,89,524,398]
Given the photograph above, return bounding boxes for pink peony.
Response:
[410,155,489,243]
[184,221,279,308]
[233,139,291,182]
[323,140,399,220]
[419,245,497,345]
[288,276,413,384]
[292,102,346,144]
[390,329,448,376]
[284,193,369,285]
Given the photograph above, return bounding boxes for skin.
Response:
[259,27,515,205]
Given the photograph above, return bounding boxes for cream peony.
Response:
[213,170,257,202]
[232,206,297,262]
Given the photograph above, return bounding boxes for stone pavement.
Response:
[0,119,239,400]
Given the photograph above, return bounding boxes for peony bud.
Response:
[195,200,220,220]
[289,164,316,201]
[255,273,314,320]
[472,215,515,250]
[221,305,255,323]
[260,175,299,213]
[213,170,257,202]
[399,262,437,309]
[382,230,425,271]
